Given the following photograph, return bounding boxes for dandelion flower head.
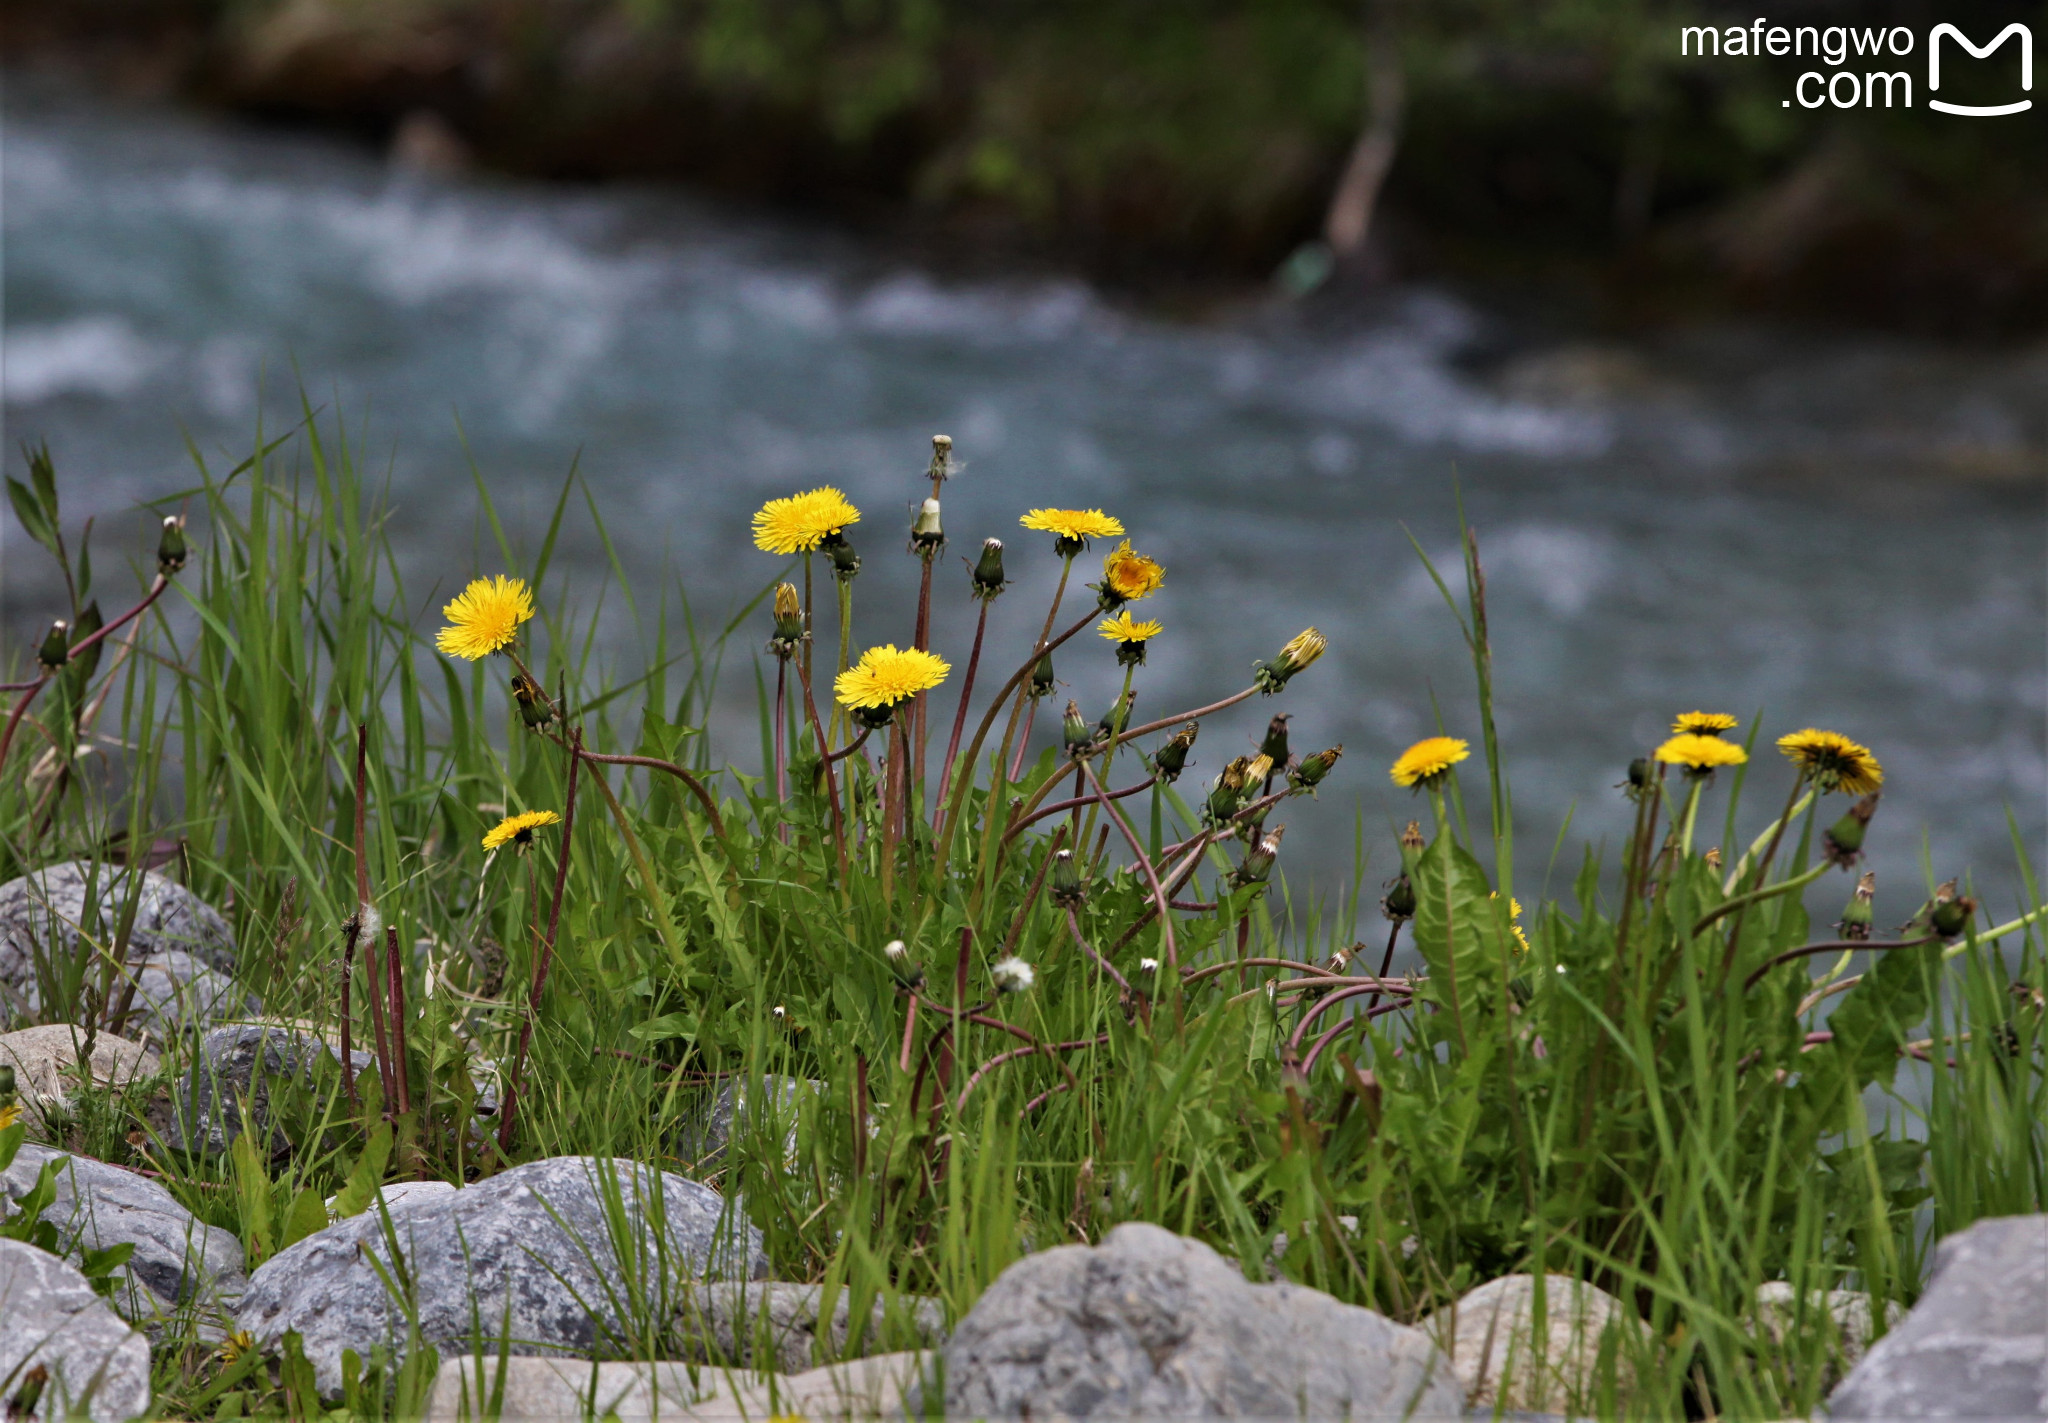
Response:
[1391,736,1470,788]
[752,487,861,555]
[1777,728,1883,795]
[1672,711,1739,736]
[483,809,561,852]
[834,644,950,710]
[0,1101,18,1131]
[1020,508,1123,545]
[1655,733,1748,773]
[1491,891,1530,953]
[436,576,535,661]
[1101,541,1165,601]
[1098,610,1163,646]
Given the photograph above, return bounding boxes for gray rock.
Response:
[941,1221,1463,1419]
[235,1155,770,1395]
[324,1179,460,1224]
[1754,1281,1901,1392]
[168,1023,339,1156]
[120,951,256,1041]
[1,1144,245,1325]
[1418,1273,1645,1415]
[0,1238,153,1422]
[0,862,235,990]
[1827,1213,2047,1419]
[423,1349,933,1421]
[0,1026,159,1141]
[677,1281,947,1372]
[679,1074,814,1166]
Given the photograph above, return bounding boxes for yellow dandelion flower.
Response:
[1097,611,1163,646]
[435,576,535,661]
[216,1330,256,1366]
[0,1101,19,1131]
[1245,753,1275,784]
[1491,892,1530,953]
[482,809,561,852]
[1101,541,1165,602]
[1019,508,1124,547]
[1672,711,1739,737]
[1777,728,1883,795]
[1391,736,1470,788]
[834,644,950,711]
[752,487,861,556]
[1654,733,1748,774]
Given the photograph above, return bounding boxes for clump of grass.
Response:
[0,413,2040,1421]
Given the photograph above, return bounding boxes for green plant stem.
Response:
[1719,771,1809,981]
[935,597,992,822]
[1080,758,1176,972]
[1114,686,1258,746]
[1724,789,1816,891]
[795,662,850,881]
[499,726,581,1152]
[1742,935,1937,992]
[1694,859,1832,940]
[1006,775,1155,841]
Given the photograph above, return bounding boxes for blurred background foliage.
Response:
[9,0,2048,330]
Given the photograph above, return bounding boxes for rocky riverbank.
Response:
[8,0,2048,333]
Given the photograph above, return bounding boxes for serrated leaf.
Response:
[1823,936,1940,1091]
[331,1121,393,1219]
[1409,832,1510,1034]
[628,1011,699,1044]
[280,1186,329,1250]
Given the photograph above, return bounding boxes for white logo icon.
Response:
[1928,22,2032,115]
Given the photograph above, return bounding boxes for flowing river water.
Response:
[4,76,2044,922]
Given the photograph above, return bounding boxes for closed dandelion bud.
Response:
[1931,890,1976,940]
[511,674,556,730]
[1153,722,1198,782]
[157,515,187,576]
[1245,753,1274,785]
[1381,873,1417,921]
[1399,820,1425,877]
[1252,627,1327,694]
[1618,756,1655,802]
[1290,744,1342,792]
[1096,690,1135,742]
[0,1062,15,1108]
[1205,756,1253,826]
[1837,872,1875,941]
[1823,792,1880,868]
[1234,824,1285,887]
[37,620,68,671]
[823,530,862,580]
[973,538,1007,598]
[910,497,944,553]
[1029,651,1056,700]
[769,581,806,655]
[1063,700,1093,756]
[991,956,1035,994]
[1259,715,1291,767]
[1050,847,1085,908]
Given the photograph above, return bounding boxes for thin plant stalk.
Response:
[936,597,991,822]
[499,727,582,1152]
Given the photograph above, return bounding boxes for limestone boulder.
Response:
[0,1238,153,1422]
[235,1155,769,1395]
[1418,1272,1646,1414]
[1827,1213,2047,1419]
[940,1221,1461,1419]
[0,1025,159,1141]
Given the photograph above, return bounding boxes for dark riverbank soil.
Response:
[7,0,2047,339]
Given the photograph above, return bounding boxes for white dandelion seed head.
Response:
[992,957,1036,993]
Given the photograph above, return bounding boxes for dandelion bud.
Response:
[927,433,956,483]
[0,1062,15,1108]
[511,674,556,730]
[1702,846,1722,871]
[1399,818,1425,867]
[1290,744,1342,793]
[767,581,806,657]
[1382,873,1416,922]
[1029,650,1057,701]
[972,538,1007,599]
[1063,700,1093,756]
[1618,756,1655,801]
[157,515,188,577]
[1823,792,1880,868]
[8,1365,48,1423]
[1152,722,1198,782]
[822,530,862,580]
[910,497,945,553]
[1252,627,1327,694]
[1837,872,1875,941]
[1245,753,1274,787]
[1234,824,1285,887]
[1050,847,1085,908]
[1931,889,1976,940]
[34,619,72,672]
[1205,756,1253,826]
[1096,690,1135,742]
[1258,714,1291,767]
[991,955,1036,994]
